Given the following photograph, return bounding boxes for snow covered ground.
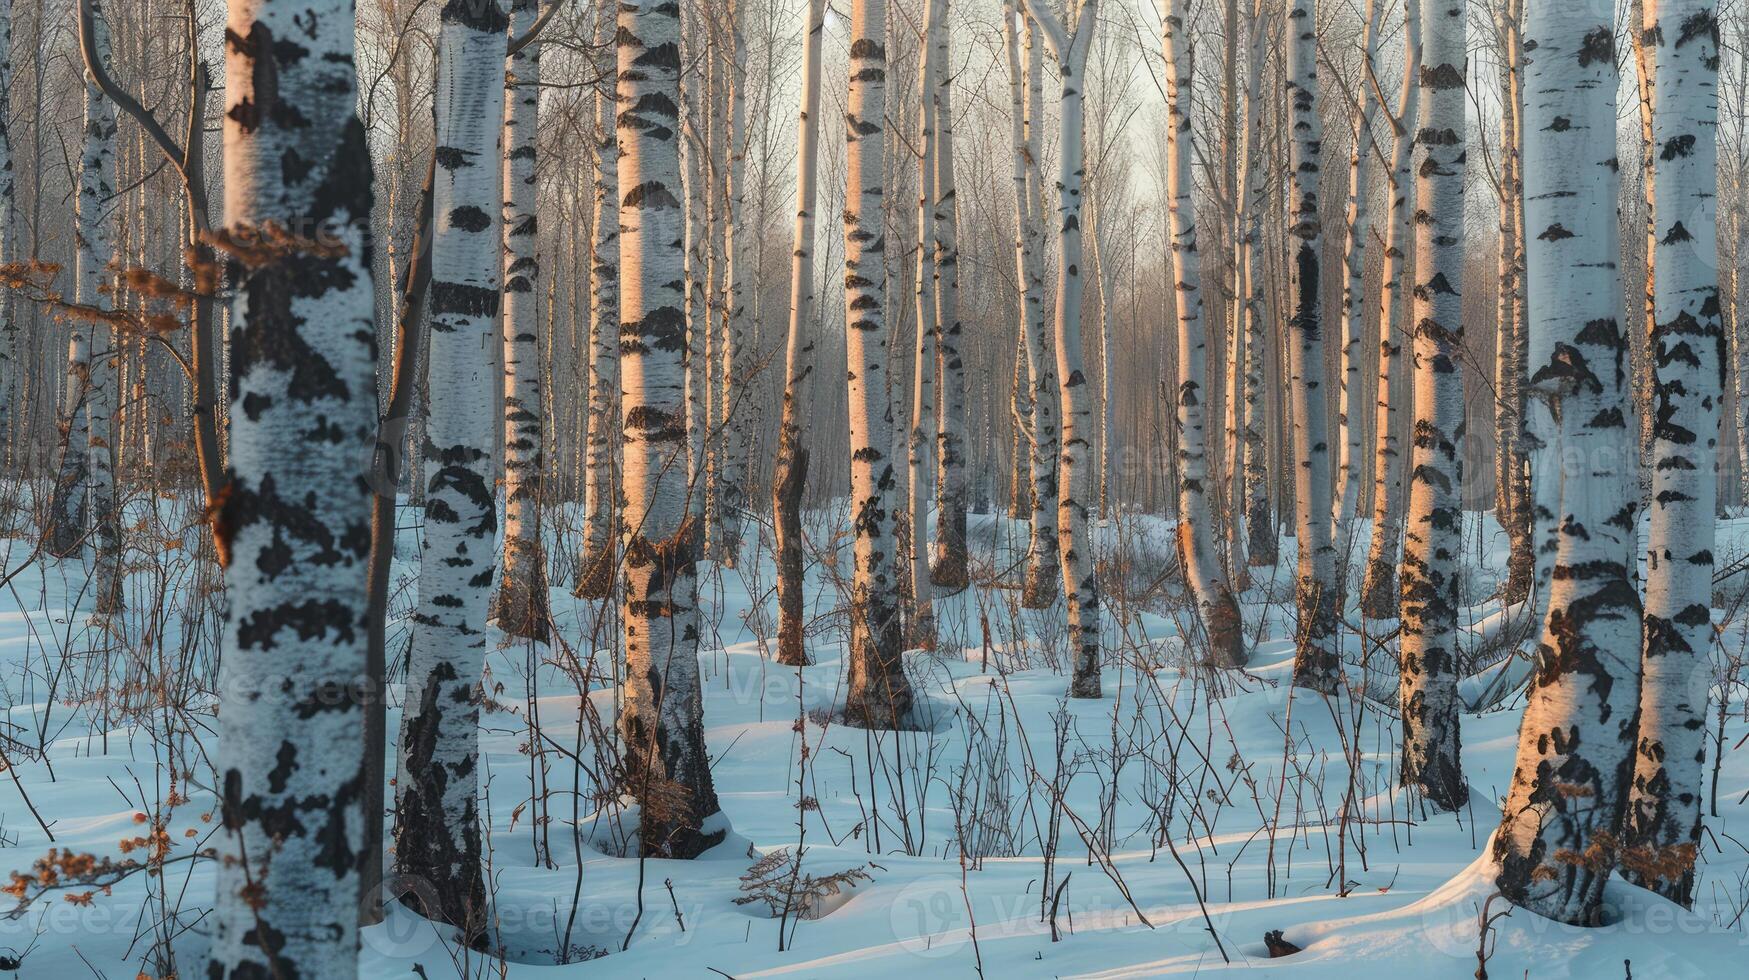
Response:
[1,501,1748,977]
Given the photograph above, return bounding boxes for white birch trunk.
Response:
[394,0,507,933]
[1494,0,1533,604]
[1626,0,1720,908]
[682,43,707,524]
[931,0,969,590]
[0,1,16,444]
[1398,0,1467,813]
[1493,2,1642,926]
[1333,0,1385,542]
[208,0,378,973]
[493,0,549,639]
[1285,0,1339,692]
[1360,0,1420,620]
[1239,0,1274,568]
[1162,0,1244,666]
[773,0,825,667]
[717,0,750,564]
[1022,0,1102,698]
[77,2,121,614]
[577,0,620,599]
[842,0,917,729]
[1016,10,1060,608]
[616,0,724,854]
[910,0,939,647]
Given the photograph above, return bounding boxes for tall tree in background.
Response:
[1022,0,1102,699]
[717,0,750,564]
[842,0,917,728]
[1398,0,1467,813]
[577,0,620,599]
[1492,0,1533,605]
[1285,0,1338,692]
[909,0,940,649]
[0,0,15,442]
[931,0,969,591]
[616,0,726,853]
[75,0,121,614]
[1238,0,1274,568]
[1626,0,1721,908]
[773,0,826,668]
[1494,1,1642,926]
[1360,0,1419,620]
[395,0,507,934]
[1015,9,1060,608]
[1161,0,1243,667]
[1333,0,1384,542]
[494,0,549,639]
[207,0,377,973]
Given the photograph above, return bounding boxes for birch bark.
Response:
[394,0,507,933]
[1333,0,1385,541]
[1162,0,1244,666]
[1493,3,1643,926]
[1398,0,1467,813]
[77,0,121,613]
[577,0,620,599]
[493,0,549,639]
[1021,0,1102,698]
[1285,0,1339,692]
[910,0,939,648]
[1360,0,1420,620]
[773,0,825,667]
[1626,0,1720,908]
[931,0,969,590]
[616,0,725,853]
[842,0,917,729]
[208,0,378,973]
[1017,11,1060,608]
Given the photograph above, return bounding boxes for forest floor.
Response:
[1,501,1747,977]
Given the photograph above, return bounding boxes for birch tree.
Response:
[718,0,750,564]
[1492,0,1533,605]
[1285,0,1338,692]
[1333,0,1385,539]
[910,0,939,649]
[1398,0,1466,813]
[773,0,826,667]
[1626,0,1720,908]
[1238,0,1274,568]
[394,0,507,933]
[1360,0,1419,620]
[616,0,726,852]
[842,0,918,728]
[1161,0,1244,666]
[1493,1,1642,926]
[931,0,969,590]
[577,0,620,599]
[0,0,15,439]
[1012,8,1060,609]
[207,0,378,973]
[63,0,122,615]
[1022,0,1103,699]
[494,0,548,639]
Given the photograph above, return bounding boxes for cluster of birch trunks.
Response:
[0,0,1740,975]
